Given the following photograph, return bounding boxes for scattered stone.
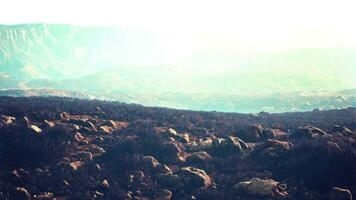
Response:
[69,161,84,171]
[101,179,110,190]
[328,187,352,200]
[59,112,69,119]
[189,138,213,151]
[234,178,287,197]
[142,156,160,169]
[292,126,329,139]
[29,125,42,134]
[164,128,190,143]
[0,114,15,125]
[14,187,31,200]
[33,192,54,200]
[237,124,263,142]
[99,125,114,134]
[252,139,292,160]
[91,146,106,155]
[177,167,212,189]
[186,151,212,163]
[77,151,93,161]
[43,120,55,128]
[153,189,172,200]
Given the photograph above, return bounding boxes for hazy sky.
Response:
[1,0,356,53]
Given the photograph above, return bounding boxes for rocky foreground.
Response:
[0,96,355,200]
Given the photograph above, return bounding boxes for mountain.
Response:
[1,23,356,113]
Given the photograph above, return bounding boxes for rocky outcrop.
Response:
[234,178,288,198]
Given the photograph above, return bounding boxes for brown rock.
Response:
[177,167,212,189]
[237,124,263,142]
[328,187,352,200]
[186,151,212,163]
[14,187,31,200]
[153,189,173,200]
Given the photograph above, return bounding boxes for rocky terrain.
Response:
[0,96,355,200]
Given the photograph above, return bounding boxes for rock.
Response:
[190,136,248,155]
[74,132,85,141]
[189,138,213,151]
[102,120,116,127]
[11,168,30,181]
[164,128,190,143]
[99,125,114,134]
[237,124,263,142]
[328,187,352,200]
[155,174,183,189]
[155,164,172,175]
[161,141,186,162]
[92,191,104,199]
[252,139,292,161]
[0,114,15,125]
[20,116,30,126]
[69,161,84,171]
[29,125,42,134]
[91,146,106,155]
[220,136,249,153]
[14,187,31,200]
[234,178,287,197]
[77,151,93,161]
[177,167,212,189]
[292,126,329,139]
[101,179,110,190]
[186,151,212,163]
[261,128,285,139]
[153,189,173,200]
[59,112,69,119]
[331,125,354,136]
[70,118,96,130]
[33,192,54,200]
[43,120,55,128]
[142,156,160,169]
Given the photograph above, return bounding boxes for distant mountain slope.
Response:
[0,24,160,80]
[1,23,356,112]
[0,88,98,99]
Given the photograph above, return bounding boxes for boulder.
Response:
[164,128,190,143]
[331,125,354,136]
[220,136,249,153]
[29,125,42,134]
[189,138,213,152]
[252,139,292,160]
[99,125,114,134]
[186,151,212,163]
[101,179,110,190]
[234,178,287,197]
[261,128,285,140]
[69,161,85,171]
[33,192,54,200]
[237,124,263,142]
[155,173,183,189]
[43,120,55,128]
[13,187,31,200]
[155,164,173,175]
[292,126,329,139]
[153,189,173,200]
[328,187,352,200]
[0,114,15,126]
[177,167,212,189]
[142,156,160,169]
